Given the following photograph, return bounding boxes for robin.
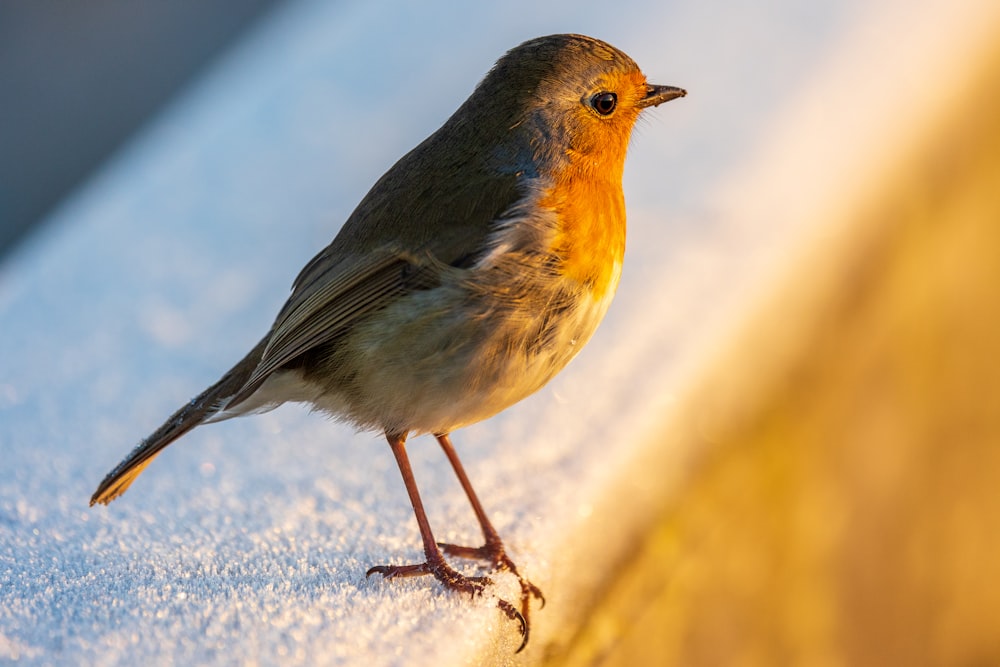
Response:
[90,33,685,651]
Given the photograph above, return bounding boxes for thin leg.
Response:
[434,434,545,622]
[365,432,488,596]
[365,432,527,649]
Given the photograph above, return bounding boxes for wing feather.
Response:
[226,157,525,409]
[227,252,422,407]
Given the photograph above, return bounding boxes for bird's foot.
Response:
[439,537,544,652]
[366,557,489,599]
[366,552,529,652]
[439,539,545,608]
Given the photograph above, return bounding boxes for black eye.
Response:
[591,92,617,116]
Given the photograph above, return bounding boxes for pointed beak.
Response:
[636,84,687,109]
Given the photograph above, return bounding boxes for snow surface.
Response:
[2,0,995,664]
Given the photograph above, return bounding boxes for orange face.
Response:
[541,68,652,299]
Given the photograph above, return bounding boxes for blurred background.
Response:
[0,0,283,257]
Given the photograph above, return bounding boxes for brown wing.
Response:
[225,250,436,408]
[227,136,526,409]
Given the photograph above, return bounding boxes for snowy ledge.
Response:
[2,1,997,665]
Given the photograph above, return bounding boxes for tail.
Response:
[89,336,269,506]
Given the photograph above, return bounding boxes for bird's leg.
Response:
[366,432,527,649]
[434,433,546,626]
[366,432,488,596]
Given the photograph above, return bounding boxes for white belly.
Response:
[313,266,619,435]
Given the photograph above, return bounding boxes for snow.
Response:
[2,0,996,664]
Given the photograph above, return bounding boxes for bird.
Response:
[90,33,685,651]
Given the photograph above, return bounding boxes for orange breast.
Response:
[541,167,627,300]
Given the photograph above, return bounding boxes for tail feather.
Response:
[90,336,269,506]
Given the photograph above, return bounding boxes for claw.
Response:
[497,598,529,653]
[437,540,545,607]
[366,562,429,580]
[365,559,489,598]
[367,555,532,652]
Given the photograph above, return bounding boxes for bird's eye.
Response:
[591,92,617,116]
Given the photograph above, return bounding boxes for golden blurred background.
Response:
[545,25,1000,667]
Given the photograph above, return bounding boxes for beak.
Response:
[636,84,687,109]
